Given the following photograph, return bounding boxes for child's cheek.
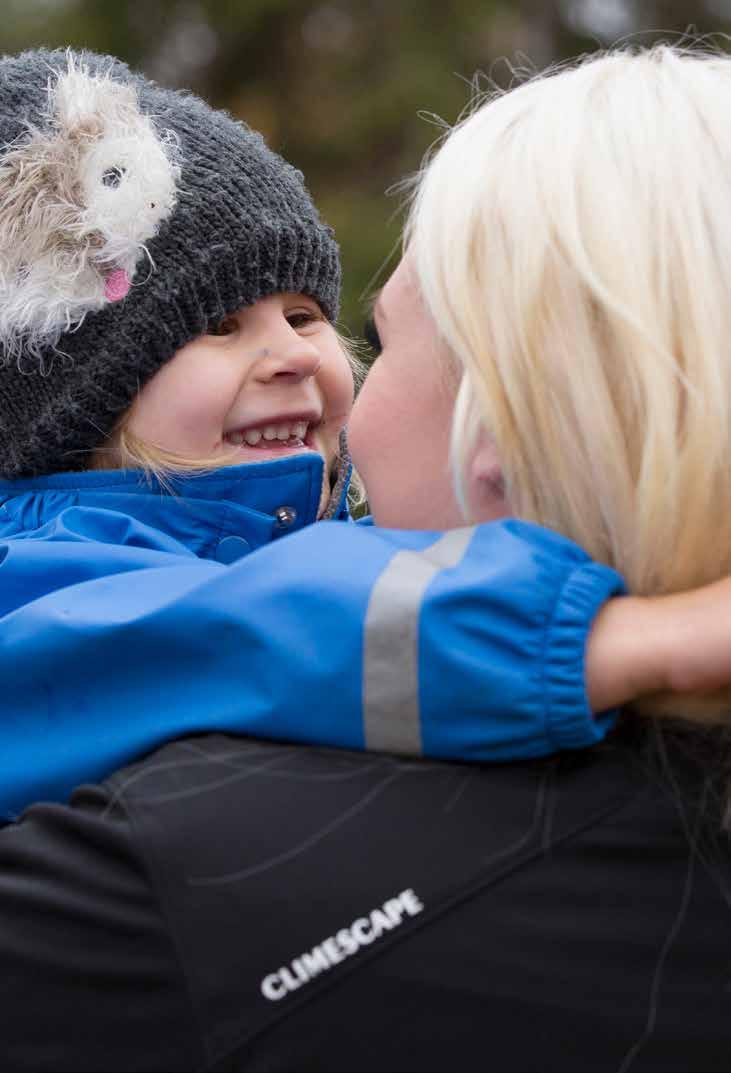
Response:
[129,359,229,454]
[325,343,356,419]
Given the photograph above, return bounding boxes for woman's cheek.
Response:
[348,364,392,476]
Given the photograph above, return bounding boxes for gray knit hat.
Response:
[0,48,340,478]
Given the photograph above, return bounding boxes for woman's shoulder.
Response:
[103,731,724,884]
[106,734,731,1070]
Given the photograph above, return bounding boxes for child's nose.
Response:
[254,340,322,383]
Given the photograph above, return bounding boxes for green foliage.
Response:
[2,0,730,341]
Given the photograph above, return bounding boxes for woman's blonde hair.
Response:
[407,43,731,720]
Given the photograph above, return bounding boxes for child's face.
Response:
[126,291,354,496]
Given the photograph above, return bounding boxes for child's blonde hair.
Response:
[407,43,731,720]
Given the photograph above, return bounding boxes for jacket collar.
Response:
[0,450,351,561]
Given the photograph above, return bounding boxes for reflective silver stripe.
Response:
[363,527,475,755]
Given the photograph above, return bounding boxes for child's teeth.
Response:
[229,421,310,447]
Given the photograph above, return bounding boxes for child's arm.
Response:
[2,513,622,819]
[586,577,731,710]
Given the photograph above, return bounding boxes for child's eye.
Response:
[206,316,238,337]
[286,309,321,330]
[363,315,381,355]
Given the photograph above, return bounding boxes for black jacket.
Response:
[1,732,730,1072]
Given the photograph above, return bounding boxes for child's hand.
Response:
[586,579,731,712]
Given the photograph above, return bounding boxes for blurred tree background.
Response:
[3,0,731,338]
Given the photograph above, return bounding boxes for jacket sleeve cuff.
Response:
[544,561,627,750]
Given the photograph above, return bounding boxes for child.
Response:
[0,47,715,821]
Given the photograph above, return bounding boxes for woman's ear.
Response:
[467,435,510,522]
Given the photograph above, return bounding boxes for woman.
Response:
[2,43,731,1071]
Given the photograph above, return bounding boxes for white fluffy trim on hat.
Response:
[0,51,180,369]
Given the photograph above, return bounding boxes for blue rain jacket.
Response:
[0,454,625,821]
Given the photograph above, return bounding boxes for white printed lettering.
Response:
[322,936,345,965]
[301,947,330,977]
[351,917,375,944]
[291,958,310,984]
[261,973,287,1001]
[336,927,359,956]
[400,888,424,916]
[279,967,305,992]
[260,888,426,1002]
[370,907,396,936]
[383,898,405,926]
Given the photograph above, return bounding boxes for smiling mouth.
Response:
[224,419,316,450]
